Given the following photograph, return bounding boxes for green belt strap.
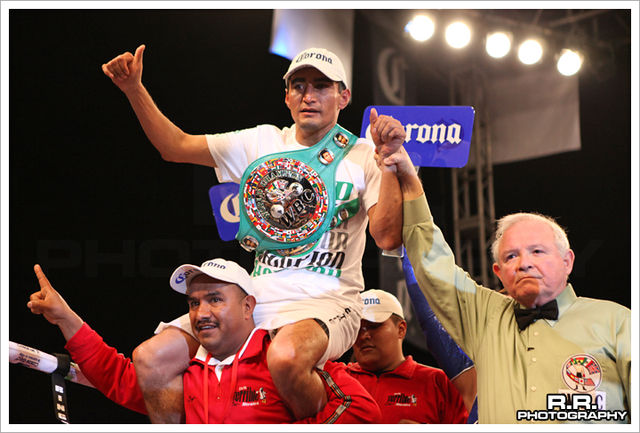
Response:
[236,124,358,258]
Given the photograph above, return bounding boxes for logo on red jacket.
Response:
[233,386,267,406]
[386,392,417,407]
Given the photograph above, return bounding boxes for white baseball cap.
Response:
[361,289,405,323]
[283,47,349,90]
[169,258,255,297]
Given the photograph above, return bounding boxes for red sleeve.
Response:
[435,370,468,424]
[64,323,147,414]
[296,361,381,424]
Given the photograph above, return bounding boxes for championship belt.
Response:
[237,124,357,257]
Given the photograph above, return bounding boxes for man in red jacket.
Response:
[27,260,381,423]
[347,289,468,423]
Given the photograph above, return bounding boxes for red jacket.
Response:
[347,356,468,423]
[65,323,380,423]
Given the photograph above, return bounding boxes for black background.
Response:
[7,9,631,424]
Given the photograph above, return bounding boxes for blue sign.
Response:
[361,106,475,168]
[209,183,240,241]
[210,106,474,239]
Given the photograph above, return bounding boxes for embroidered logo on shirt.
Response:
[386,392,417,407]
[561,354,602,392]
[233,386,267,406]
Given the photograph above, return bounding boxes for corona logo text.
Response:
[404,122,462,145]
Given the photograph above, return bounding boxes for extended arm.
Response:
[401,253,477,417]
[27,265,148,414]
[65,323,148,414]
[102,45,213,166]
[366,108,406,250]
[381,148,490,355]
[367,169,403,251]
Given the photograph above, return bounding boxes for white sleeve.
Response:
[358,139,382,212]
[206,124,286,183]
[205,127,258,183]
[154,313,195,338]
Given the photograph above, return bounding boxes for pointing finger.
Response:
[33,264,52,291]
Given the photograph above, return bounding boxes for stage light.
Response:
[556,49,583,76]
[518,39,543,65]
[405,14,435,42]
[445,21,471,49]
[485,31,512,59]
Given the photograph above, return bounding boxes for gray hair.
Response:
[491,212,570,263]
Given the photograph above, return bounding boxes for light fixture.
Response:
[485,31,512,59]
[445,21,471,49]
[518,39,544,65]
[405,14,435,42]
[556,49,584,76]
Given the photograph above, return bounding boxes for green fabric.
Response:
[403,194,631,423]
[236,124,357,256]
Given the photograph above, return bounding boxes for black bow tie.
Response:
[514,300,559,330]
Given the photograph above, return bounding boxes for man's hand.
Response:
[382,146,417,179]
[102,44,145,94]
[382,146,424,201]
[27,264,83,340]
[369,107,406,159]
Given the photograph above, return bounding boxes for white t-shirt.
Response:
[206,124,381,330]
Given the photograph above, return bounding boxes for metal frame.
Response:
[449,65,497,287]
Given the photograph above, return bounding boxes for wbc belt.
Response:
[236,124,357,257]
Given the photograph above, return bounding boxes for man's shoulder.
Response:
[223,124,286,138]
[413,362,446,373]
[338,361,360,371]
[573,295,631,315]
[342,361,371,376]
[253,123,288,136]
[323,361,358,382]
[246,328,271,357]
[411,360,449,380]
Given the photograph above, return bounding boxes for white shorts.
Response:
[155,294,363,368]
